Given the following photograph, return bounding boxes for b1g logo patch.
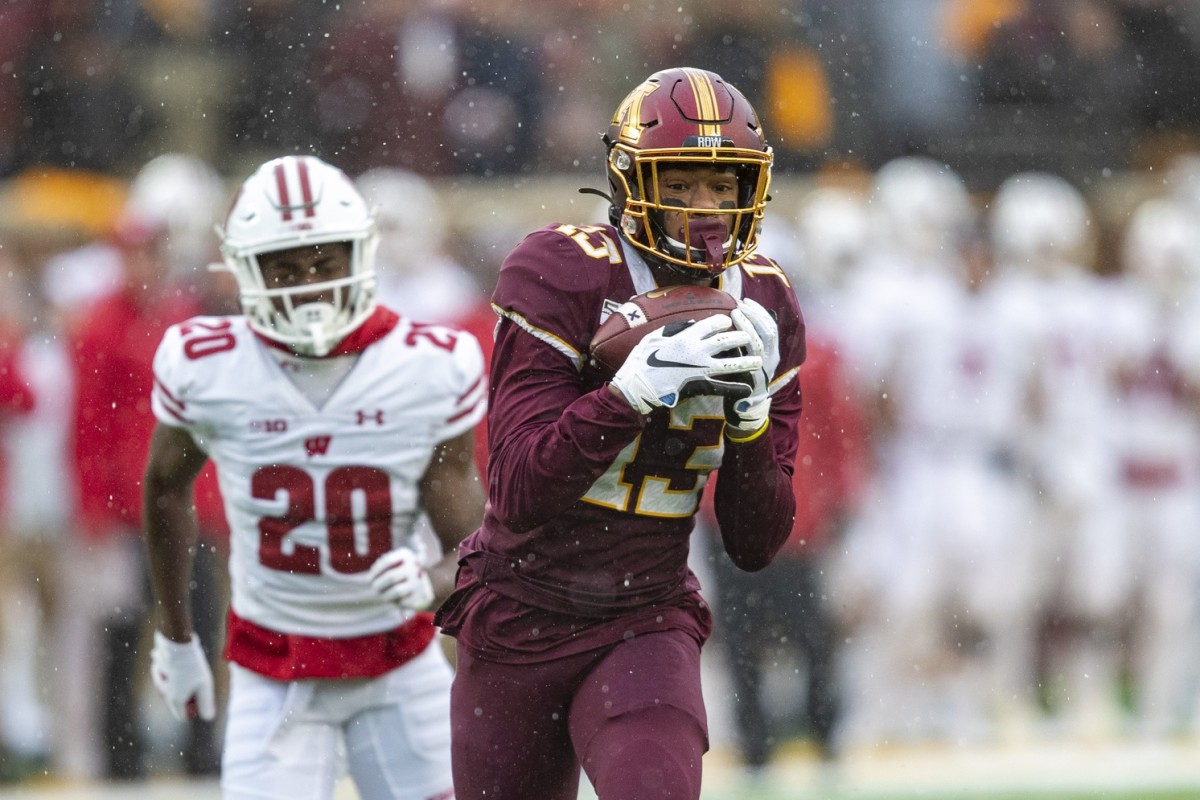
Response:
[599,298,623,326]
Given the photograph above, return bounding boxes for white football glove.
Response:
[725,299,780,438]
[610,313,761,415]
[150,631,216,722]
[368,547,435,611]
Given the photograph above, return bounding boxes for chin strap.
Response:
[578,187,614,204]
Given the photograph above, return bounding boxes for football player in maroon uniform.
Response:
[435,67,805,800]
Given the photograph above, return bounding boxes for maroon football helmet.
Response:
[603,67,773,276]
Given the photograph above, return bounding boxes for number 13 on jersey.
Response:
[581,396,726,518]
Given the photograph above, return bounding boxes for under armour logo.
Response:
[305,436,332,457]
[356,410,385,426]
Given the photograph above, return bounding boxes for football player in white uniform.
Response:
[1113,198,1200,738]
[990,171,1127,738]
[142,155,485,800]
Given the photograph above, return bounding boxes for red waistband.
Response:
[1122,460,1184,488]
[223,609,435,680]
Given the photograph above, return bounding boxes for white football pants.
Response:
[221,640,454,800]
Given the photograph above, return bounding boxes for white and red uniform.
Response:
[1109,278,1200,738]
[151,307,484,799]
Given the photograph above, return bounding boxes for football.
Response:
[589,285,738,372]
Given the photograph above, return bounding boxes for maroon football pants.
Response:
[450,628,708,800]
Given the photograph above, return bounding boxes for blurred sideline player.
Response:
[830,157,981,744]
[354,166,483,325]
[1111,198,1200,739]
[0,287,38,778]
[703,187,872,770]
[142,155,485,800]
[127,151,234,775]
[435,67,805,800]
[989,172,1126,738]
[704,329,869,767]
[69,210,202,779]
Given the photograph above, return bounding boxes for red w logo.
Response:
[305,436,332,457]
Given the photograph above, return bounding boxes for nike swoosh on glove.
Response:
[151,631,217,721]
[610,313,761,415]
[368,547,435,611]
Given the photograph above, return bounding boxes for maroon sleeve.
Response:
[713,376,802,571]
[711,262,807,571]
[485,225,646,533]
[486,319,644,532]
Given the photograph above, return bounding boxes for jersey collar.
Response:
[252,306,400,358]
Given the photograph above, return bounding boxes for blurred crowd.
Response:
[3,0,1200,788]
[4,0,1200,183]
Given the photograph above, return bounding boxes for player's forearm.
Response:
[714,384,802,571]
[715,430,797,571]
[143,487,200,641]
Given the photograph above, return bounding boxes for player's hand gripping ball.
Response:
[589,285,740,372]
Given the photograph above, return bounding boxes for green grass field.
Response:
[2,739,1198,799]
[662,739,1200,800]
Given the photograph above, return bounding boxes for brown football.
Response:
[589,285,738,372]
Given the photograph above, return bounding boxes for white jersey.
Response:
[150,311,485,639]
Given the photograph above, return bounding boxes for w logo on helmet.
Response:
[272,157,319,222]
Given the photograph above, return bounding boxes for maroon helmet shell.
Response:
[604,67,773,276]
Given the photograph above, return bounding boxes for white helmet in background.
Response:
[870,155,973,262]
[1123,197,1200,300]
[989,171,1092,273]
[1166,151,1200,215]
[355,167,445,272]
[219,155,379,357]
[795,186,871,290]
[125,153,226,275]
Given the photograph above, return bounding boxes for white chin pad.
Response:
[292,302,338,355]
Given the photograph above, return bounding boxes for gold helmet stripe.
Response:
[681,68,722,137]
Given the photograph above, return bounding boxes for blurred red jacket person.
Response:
[786,331,870,555]
[0,321,36,522]
[703,330,869,554]
[70,221,199,539]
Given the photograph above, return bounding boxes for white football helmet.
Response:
[870,156,973,262]
[795,186,871,290]
[1123,198,1200,300]
[988,171,1092,274]
[355,166,446,271]
[125,153,226,276]
[220,155,379,357]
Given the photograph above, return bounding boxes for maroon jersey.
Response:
[435,222,805,662]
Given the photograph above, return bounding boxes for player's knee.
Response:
[584,706,705,800]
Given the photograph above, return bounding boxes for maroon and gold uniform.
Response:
[439,64,804,800]
[436,222,803,798]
